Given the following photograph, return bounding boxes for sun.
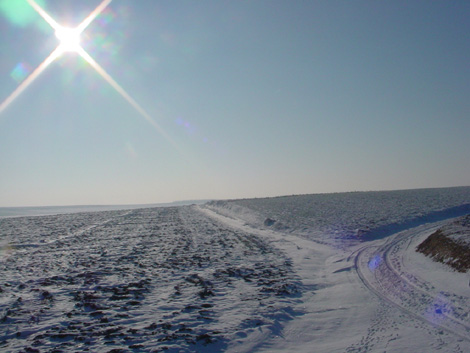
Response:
[0,0,177,151]
[55,26,82,53]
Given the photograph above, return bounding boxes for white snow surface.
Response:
[436,214,470,246]
[1,187,470,352]
[207,187,470,247]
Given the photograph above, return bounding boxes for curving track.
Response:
[354,222,470,343]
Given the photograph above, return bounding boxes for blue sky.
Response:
[0,0,469,207]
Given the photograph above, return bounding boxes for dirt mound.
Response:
[416,215,470,273]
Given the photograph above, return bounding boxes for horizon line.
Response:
[2,185,469,209]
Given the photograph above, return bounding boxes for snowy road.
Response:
[203,204,470,352]
[355,223,470,344]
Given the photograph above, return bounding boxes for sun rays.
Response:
[0,47,62,115]
[0,0,177,149]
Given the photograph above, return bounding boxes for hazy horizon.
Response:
[1,185,469,209]
[1,1,469,207]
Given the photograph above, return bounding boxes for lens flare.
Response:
[0,0,45,27]
[10,62,32,83]
[0,0,179,151]
[424,292,454,326]
[0,47,62,115]
[77,46,178,149]
[368,254,381,273]
[26,0,59,29]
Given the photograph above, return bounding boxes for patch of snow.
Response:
[438,215,470,246]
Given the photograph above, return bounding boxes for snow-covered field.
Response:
[1,187,470,352]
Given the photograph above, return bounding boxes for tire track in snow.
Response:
[381,229,470,330]
[354,224,470,343]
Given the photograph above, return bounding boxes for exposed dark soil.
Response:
[416,219,470,273]
[0,206,300,352]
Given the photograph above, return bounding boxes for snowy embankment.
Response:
[206,187,470,246]
[1,186,470,352]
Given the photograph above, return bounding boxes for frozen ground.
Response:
[0,207,300,352]
[207,186,470,247]
[1,187,470,352]
[416,215,470,273]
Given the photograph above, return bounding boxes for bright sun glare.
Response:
[55,26,81,52]
[0,0,178,151]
